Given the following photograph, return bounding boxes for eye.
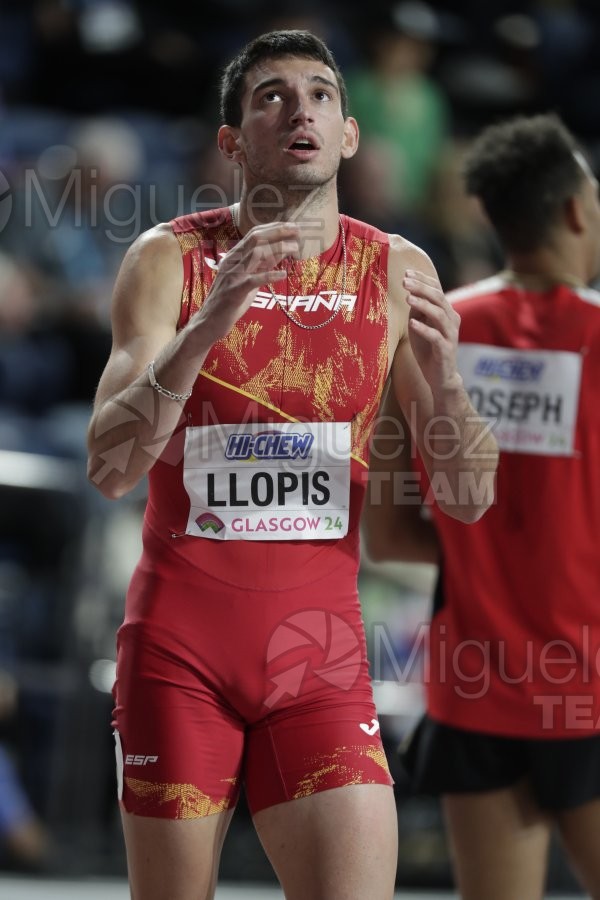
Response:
[314,89,332,102]
[263,90,283,103]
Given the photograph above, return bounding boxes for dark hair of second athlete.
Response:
[219,30,349,126]
[463,114,585,253]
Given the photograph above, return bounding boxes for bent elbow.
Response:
[459,505,488,525]
[86,456,135,500]
[440,497,493,525]
[443,467,497,524]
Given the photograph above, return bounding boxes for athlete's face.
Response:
[221,56,359,195]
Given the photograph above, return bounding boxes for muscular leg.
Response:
[121,808,234,900]
[443,778,551,900]
[253,784,397,900]
[557,798,600,899]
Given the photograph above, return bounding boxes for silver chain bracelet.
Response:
[147,361,193,402]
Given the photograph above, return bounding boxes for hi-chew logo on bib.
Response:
[225,430,314,461]
[459,343,582,456]
[183,422,351,541]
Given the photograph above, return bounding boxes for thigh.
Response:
[114,620,245,819]
[443,779,552,900]
[532,733,600,898]
[245,693,395,900]
[244,698,393,813]
[253,784,397,900]
[121,808,234,900]
[114,621,245,899]
[557,799,600,899]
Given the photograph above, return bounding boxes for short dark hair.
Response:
[463,114,584,253]
[219,30,349,126]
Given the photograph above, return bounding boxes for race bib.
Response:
[458,343,582,456]
[182,422,351,540]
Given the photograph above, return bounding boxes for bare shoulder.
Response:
[112,224,183,342]
[388,233,437,281]
[120,221,183,274]
[386,234,438,345]
[93,224,184,407]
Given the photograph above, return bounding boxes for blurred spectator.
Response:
[0,253,70,427]
[0,683,50,871]
[422,138,502,289]
[256,2,359,72]
[2,117,145,312]
[345,2,450,218]
[0,560,51,873]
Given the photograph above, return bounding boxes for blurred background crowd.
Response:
[0,0,598,891]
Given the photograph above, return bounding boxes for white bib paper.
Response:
[183,421,351,540]
[458,343,582,456]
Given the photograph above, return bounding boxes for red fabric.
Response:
[144,208,389,589]
[114,549,392,818]
[427,277,600,738]
[113,209,393,816]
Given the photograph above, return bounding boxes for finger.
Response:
[403,275,444,301]
[225,240,300,273]
[409,317,450,348]
[262,269,287,283]
[407,296,459,337]
[404,278,458,319]
[404,268,440,288]
[244,269,288,285]
[246,221,303,242]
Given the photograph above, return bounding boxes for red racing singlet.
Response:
[141,208,389,590]
[427,274,600,738]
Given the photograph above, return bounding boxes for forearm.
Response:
[363,390,441,564]
[418,381,498,522]
[363,504,439,564]
[88,219,304,499]
[87,320,215,499]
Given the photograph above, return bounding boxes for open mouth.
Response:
[286,135,319,153]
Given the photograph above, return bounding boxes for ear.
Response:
[218,125,243,162]
[340,116,359,160]
[564,194,585,234]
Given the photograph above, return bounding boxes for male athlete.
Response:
[87,29,497,900]
[365,114,600,899]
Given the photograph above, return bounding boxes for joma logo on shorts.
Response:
[125,754,158,766]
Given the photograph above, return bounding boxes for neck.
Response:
[501,269,586,290]
[504,246,588,290]
[234,185,340,259]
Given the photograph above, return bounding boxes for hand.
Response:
[404,268,462,395]
[195,221,301,340]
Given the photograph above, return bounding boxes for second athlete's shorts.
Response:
[113,556,393,819]
[400,714,600,811]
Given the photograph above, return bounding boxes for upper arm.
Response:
[387,236,439,424]
[363,380,439,563]
[93,224,184,408]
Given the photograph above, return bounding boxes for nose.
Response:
[289,94,314,125]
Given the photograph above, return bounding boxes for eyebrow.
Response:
[251,74,339,98]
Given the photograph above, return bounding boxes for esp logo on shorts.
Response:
[125,754,158,766]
